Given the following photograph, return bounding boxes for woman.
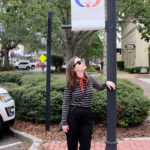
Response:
[62,56,116,150]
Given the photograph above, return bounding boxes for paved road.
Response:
[29,67,56,73]
[0,130,31,150]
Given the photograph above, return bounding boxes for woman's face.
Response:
[74,57,87,73]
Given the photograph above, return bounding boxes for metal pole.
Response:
[105,0,117,149]
[62,25,72,29]
[46,11,52,131]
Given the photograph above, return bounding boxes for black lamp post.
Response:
[45,11,52,131]
[0,23,3,66]
[105,0,117,149]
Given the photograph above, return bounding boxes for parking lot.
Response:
[0,130,31,150]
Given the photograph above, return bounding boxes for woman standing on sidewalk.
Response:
[62,56,115,150]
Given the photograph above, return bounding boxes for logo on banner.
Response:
[75,0,101,8]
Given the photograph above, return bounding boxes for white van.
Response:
[0,87,15,130]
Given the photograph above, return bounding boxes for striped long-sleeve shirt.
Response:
[62,76,107,125]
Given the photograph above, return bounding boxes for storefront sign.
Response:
[124,44,136,50]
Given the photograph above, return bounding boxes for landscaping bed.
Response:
[13,119,150,142]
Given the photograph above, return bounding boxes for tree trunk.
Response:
[66,47,74,62]
[4,49,9,65]
[85,57,90,66]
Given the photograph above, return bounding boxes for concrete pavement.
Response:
[117,70,150,98]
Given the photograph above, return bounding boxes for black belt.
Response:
[70,104,91,108]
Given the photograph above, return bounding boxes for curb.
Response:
[123,137,150,141]
[10,127,43,150]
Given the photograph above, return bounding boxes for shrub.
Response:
[21,73,46,86]
[0,64,14,71]
[9,83,64,123]
[21,73,66,92]
[117,78,150,126]
[124,66,150,74]
[117,61,124,70]
[0,82,18,90]
[86,67,97,72]
[3,72,150,127]
[91,65,100,71]
[0,71,30,85]
[51,55,64,71]
[92,90,107,122]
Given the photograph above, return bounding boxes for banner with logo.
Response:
[71,0,105,31]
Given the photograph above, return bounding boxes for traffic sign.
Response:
[39,54,47,62]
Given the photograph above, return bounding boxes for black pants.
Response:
[66,106,93,150]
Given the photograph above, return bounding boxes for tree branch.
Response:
[72,31,89,49]
[77,31,97,56]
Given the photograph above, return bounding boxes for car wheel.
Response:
[26,67,30,70]
[31,65,35,69]
[0,116,3,130]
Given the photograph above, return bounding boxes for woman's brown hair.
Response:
[66,56,90,90]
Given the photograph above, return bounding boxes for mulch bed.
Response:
[13,119,150,142]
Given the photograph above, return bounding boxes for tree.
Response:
[0,23,29,64]
[117,0,150,42]
[0,0,50,64]
[50,0,97,62]
[0,0,100,65]
[83,32,104,66]
[51,55,64,71]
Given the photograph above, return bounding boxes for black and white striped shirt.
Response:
[62,76,107,125]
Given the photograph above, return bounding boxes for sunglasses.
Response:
[74,60,83,67]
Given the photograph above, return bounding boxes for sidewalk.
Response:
[117,71,150,98]
[38,140,150,150]
[38,71,150,150]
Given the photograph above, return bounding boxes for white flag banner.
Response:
[71,0,105,31]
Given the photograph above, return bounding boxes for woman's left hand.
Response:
[106,81,116,90]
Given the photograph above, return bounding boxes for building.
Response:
[121,20,150,68]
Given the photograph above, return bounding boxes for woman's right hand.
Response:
[62,125,69,133]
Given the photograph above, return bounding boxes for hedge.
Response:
[86,67,98,72]
[0,64,14,71]
[117,61,124,70]
[1,71,150,127]
[0,71,31,85]
[124,66,150,74]
[51,55,64,71]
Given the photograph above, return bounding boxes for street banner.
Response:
[71,0,105,31]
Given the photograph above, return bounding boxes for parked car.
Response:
[14,61,31,70]
[13,60,37,70]
[30,62,36,69]
[36,62,46,67]
[0,87,15,130]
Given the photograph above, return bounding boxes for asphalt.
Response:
[13,71,150,150]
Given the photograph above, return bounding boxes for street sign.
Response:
[41,38,46,45]
[39,54,47,62]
